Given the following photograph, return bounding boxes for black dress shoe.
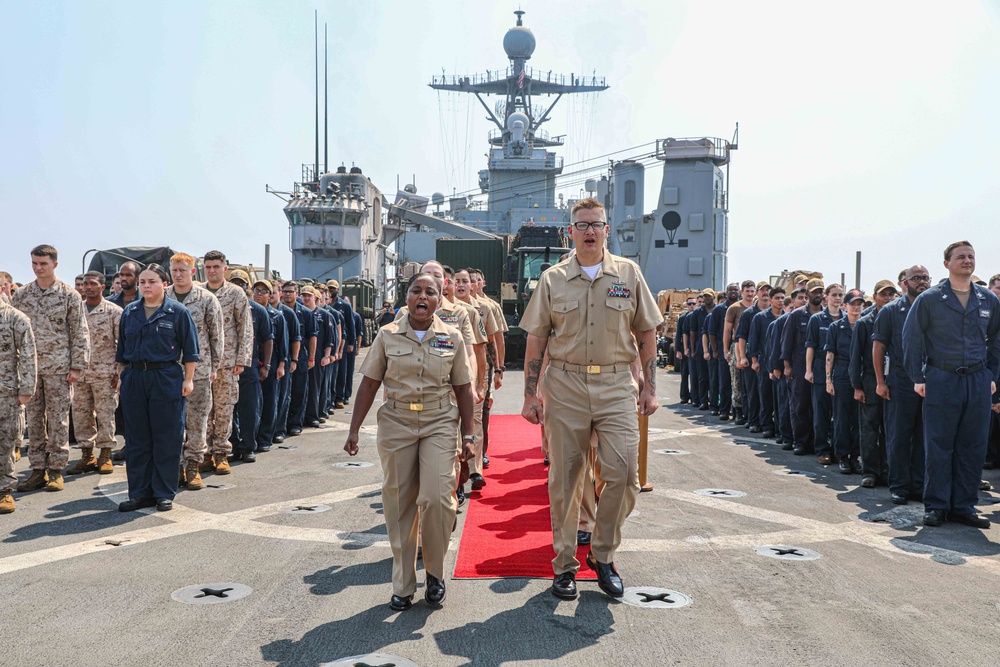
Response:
[456,486,466,508]
[242,451,256,463]
[272,435,285,444]
[850,457,863,474]
[482,455,490,468]
[110,449,127,463]
[118,497,156,512]
[577,530,592,546]
[781,442,794,451]
[891,493,909,505]
[543,457,549,466]
[923,509,945,526]
[711,410,720,416]
[156,499,173,512]
[698,403,710,411]
[551,572,577,600]
[719,413,731,422]
[586,552,624,598]
[861,475,876,488]
[792,447,807,456]
[470,473,486,490]
[948,511,991,528]
[389,594,413,611]
[318,417,327,423]
[257,445,271,453]
[774,436,783,445]
[227,451,244,463]
[305,420,321,428]
[288,428,303,436]
[838,459,853,474]
[425,573,446,606]
[749,426,762,434]
[762,430,775,439]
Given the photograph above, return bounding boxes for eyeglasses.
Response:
[686,302,696,306]
[572,221,607,231]
[908,275,931,282]
[253,288,272,294]
[281,289,297,294]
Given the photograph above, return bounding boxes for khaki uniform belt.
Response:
[549,360,631,375]
[386,398,451,411]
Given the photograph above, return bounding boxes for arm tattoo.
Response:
[524,358,543,398]
[638,339,645,351]
[646,359,657,390]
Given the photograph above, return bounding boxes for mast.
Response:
[313,10,319,182]
[324,22,328,174]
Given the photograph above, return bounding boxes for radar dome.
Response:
[431,192,445,206]
[503,26,536,60]
[506,111,530,131]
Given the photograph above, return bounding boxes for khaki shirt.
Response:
[485,296,508,333]
[519,251,661,366]
[465,296,499,337]
[455,299,487,341]
[394,297,482,347]
[208,282,253,368]
[82,298,122,379]
[0,301,37,395]
[168,285,225,380]
[361,314,473,405]
[11,278,90,375]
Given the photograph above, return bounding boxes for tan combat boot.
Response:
[16,469,47,492]
[45,470,64,492]
[213,453,230,475]
[66,447,98,475]
[13,446,20,463]
[0,491,14,514]
[96,448,114,474]
[185,461,204,490]
[198,453,215,474]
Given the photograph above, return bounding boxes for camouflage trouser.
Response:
[25,374,72,471]
[183,377,214,464]
[0,392,21,493]
[206,369,239,456]
[71,375,119,449]
[729,343,742,411]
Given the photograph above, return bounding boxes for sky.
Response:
[2,0,1000,290]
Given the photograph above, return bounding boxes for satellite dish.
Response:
[431,192,445,206]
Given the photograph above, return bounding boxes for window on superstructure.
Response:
[624,180,636,207]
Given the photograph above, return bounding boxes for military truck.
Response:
[84,246,201,293]
[341,277,377,346]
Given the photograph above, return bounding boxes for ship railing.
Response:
[655,137,732,163]
[431,68,606,89]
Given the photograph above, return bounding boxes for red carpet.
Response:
[453,414,596,579]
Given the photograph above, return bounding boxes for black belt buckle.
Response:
[955,366,969,376]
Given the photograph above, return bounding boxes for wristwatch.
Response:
[462,435,477,442]
[264,364,271,370]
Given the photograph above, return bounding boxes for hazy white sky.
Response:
[3,0,999,289]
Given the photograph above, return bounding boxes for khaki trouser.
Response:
[468,398,485,476]
[377,402,460,598]
[71,376,119,449]
[207,369,239,455]
[729,342,742,410]
[25,374,72,471]
[0,392,21,493]
[183,378,214,463]
[578,434,604,532]
[543,366,640,575]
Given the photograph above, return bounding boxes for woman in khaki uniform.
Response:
[345,273,475,611]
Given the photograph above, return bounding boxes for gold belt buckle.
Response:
[586,365,601,374]
[409,403,424,411]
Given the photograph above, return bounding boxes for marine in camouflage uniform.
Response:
[204,277,253,469]
[67,279,122,476]
[0,300,37,513]
[167,280,224,486]
[12,270,90,492]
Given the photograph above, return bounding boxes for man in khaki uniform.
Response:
[168,253,224,488]
[470,269,507,469]
[0,294,36,513]
[67,271,122,476]
[201,252,253,475]
[520,197,660,600]
[454,268,498,489]
[12,245,90,493]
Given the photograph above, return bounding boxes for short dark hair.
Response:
[465,267,482,278]
[141,264,170,283]
[31,244,58,260]
[204,250,227,263]
[442,265,454,277]
[282,281,299,292]
[769,287,786,299]
[408,272,440,292]
[120,261,139,274]
[112,272,121,281]
[944,240,973,261]
[897,269,907,282]
[84,271,105,284]
[75,274,85,282]
[989,274,1000,289]
[740,279,755,290]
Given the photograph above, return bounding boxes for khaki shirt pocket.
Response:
[551,300,581,333]
[429,347,456,383]
[605,296,633,332]
[385,346,414,378]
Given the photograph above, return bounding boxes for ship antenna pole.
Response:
[314,10,319,182]
[324,22,329,174]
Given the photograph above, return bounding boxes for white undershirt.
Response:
[580,262,602,280]
[414,330,427,341]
